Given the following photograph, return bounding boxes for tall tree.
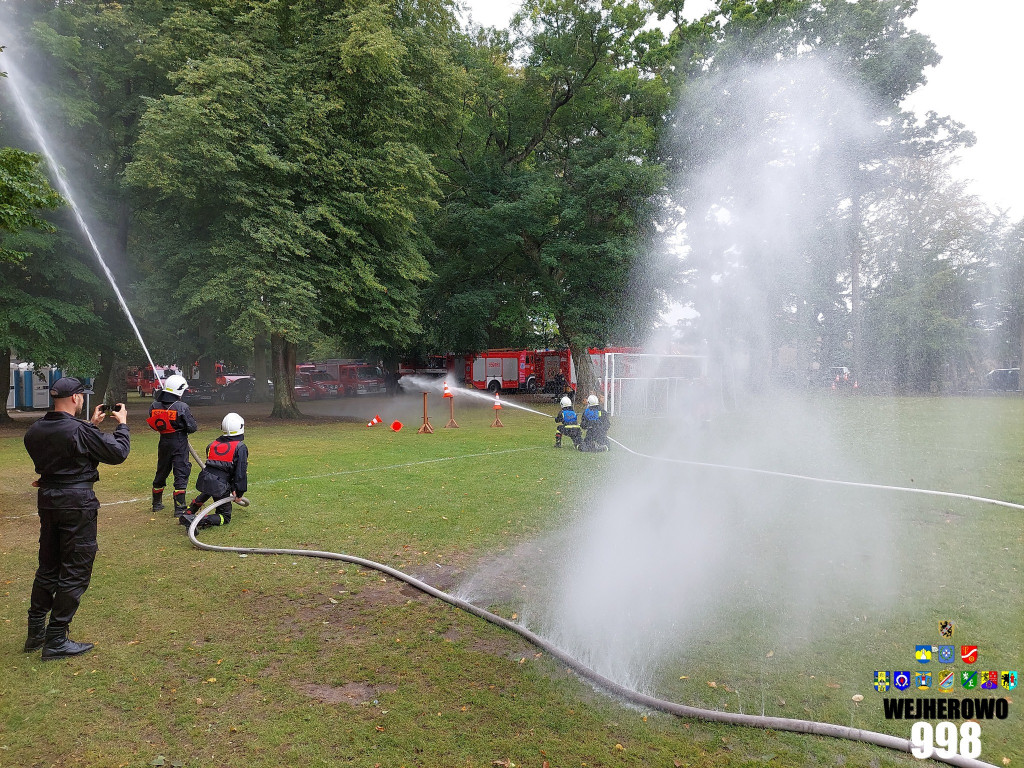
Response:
[429,0,671,398]
[861,156,996,392]
[668,0,975,387]
[126,0,461,417]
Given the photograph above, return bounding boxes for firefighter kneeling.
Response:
[579,394,610,452]
[554,396,583,448]
[180,413,248,529]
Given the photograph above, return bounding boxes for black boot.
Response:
[173,492,188,518]
[41,624,93,661]
[152,488,165,512]
[24,614,46,653]
[179,513,195,526]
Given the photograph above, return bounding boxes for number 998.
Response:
[910,721,982,759]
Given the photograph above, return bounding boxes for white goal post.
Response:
[601,353,709,416]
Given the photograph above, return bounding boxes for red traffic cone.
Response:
[853,380,859,388]
[391,420,403,432]
[493,393,502,410]
[367,414,383,427]
[442,381,453,398]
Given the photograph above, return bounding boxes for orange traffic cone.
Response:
[490,392,504,428]
[443,382,459,428]
[367,414,382,427]
[391,420,403,432]
[854,380,859,389]
[831,382,836,391]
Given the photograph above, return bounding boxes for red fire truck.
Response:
[136,364,181,396]
[463,347,642,394]
[464,350,540,393]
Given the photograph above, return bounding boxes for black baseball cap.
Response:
[49,377,93,398]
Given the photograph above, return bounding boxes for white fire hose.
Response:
[185,490,998,768]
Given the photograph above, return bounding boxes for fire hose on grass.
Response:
[185,490,998,768]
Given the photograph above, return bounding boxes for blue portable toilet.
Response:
[14,365,33,410]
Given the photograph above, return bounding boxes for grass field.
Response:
[1,392,1021,768]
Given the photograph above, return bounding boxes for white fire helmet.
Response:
[587,394,599,406]
[163,374,189,397]
[560,396,572,408]
[222,412,244,436]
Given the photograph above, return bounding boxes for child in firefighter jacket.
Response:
[554,396,583,448]
[148,374,198,515]
[180,412,248,529]
[579,394,610,452]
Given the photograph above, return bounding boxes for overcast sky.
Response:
[460,0,1023,220]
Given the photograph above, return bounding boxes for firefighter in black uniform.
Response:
[148,373,198,516]
[554,395,583,448]
[22,377,130,660]
[180,412,248,529]
[579,394,610,452]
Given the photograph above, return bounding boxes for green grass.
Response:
[1,394,1021,767]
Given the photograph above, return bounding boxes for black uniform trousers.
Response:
[30,507,98,627]
[153,435,192,491]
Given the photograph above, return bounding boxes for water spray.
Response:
[4,61,159,374]
[399,375,553,418]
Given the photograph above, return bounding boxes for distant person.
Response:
[148,374,198,516]
[579,394,610,452]
[22,377,130,660]
[180,412,248,529]
[554,395,583,448]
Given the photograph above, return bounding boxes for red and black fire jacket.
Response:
[196,435,248,496]
[147,390,198,439]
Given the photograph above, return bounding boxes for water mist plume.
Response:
[460,56,909,696]
[3,58,159,374]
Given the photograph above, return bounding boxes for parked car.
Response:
[220,376,274,403]
[182,380,221,406]
[985,368,1020,391]
[293,372,320,401]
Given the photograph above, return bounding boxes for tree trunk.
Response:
[198,356,216,385]
[92,347,114,409]
[849,185,864,380]
[253,332,271,402]
[109,358,129,405]
[0,349,12,424]
[566,337,598,406]
[382,353,400,397]
[1018,316,1024,391]
[270,332,302,418]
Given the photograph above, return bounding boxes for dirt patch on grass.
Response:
[292,680,396,706]
[398,563,463,596]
